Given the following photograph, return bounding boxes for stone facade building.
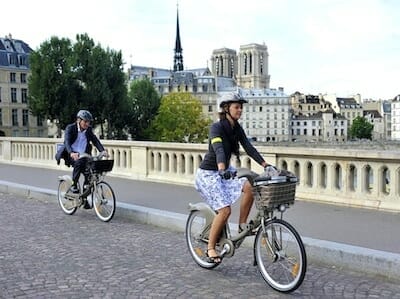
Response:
[0,34,47,137]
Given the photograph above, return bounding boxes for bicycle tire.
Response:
[93,181,116,222]
[185,210,220,269]
[254,218,307,293]
[57,180,78,215]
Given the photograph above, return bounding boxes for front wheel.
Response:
[93,181,116,222]
[185,210,219,269]
[57,180,78,215]
[254,218,307,293]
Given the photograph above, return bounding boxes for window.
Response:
[21,89,27,103]
[11,88,17,102]
[0,87,2,102]
[12,109,18,126]
[9,54,17,65]
[22,110,29,126]
[0,108,2,125]
[20,73,27,83]
[19,55,27,66]
[10,73,16,82]
[37,115,44,127]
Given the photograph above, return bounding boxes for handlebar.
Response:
[236,167,298,186]
[78,151,109,160]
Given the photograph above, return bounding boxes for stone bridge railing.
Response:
[0,137,399,211]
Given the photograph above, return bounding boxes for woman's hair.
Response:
[218,111,227,120]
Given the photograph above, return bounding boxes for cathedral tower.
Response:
[237,43,270,89]
[211,47,237,78]
[173,6,184,72]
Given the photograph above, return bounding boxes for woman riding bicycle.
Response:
[195,91,277,264]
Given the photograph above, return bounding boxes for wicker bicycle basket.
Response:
[91,159,114,173]
[253,181,297,210]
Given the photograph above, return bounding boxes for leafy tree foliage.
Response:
[28,33,128,138]
[147,92,211,143]
[127,79,161,140]
[349,116,374,140]
[28,37,81,136]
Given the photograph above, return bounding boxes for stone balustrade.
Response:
[0,137,399,211]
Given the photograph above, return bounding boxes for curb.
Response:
[1,180,399,280]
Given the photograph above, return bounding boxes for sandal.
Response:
[206,248,222,264]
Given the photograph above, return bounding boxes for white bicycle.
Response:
[57,152,116,222]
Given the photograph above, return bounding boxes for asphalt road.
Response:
[1,192,400,298]
[0,163,400,254]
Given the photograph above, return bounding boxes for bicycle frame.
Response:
[188,202,270,258]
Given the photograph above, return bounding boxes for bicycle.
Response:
[186,168,307,293]
[57,152,116,222]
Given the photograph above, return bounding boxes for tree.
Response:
[72,34,129,139]
[28,36,82,136]
[127,79,161,140]
[349,116,374,140]
[147,92,211,143]
[28,33,129,139]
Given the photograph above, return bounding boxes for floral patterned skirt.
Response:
[194,167,247,211]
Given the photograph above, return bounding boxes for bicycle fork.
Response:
[253,218,278,266]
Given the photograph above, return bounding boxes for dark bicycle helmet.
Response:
[77,110,93,121]
[218,92,248,109]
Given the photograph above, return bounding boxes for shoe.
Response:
[70,186,79,194]
[205,248,222,264]
[82,199,91,209]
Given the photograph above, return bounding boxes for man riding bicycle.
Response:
[56,110,107,208]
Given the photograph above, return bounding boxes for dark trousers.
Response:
[71,157,89,186]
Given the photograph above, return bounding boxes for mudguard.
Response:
[188,202,216,225]
[58,175,73,185]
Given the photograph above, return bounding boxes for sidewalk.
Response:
[0,163,400,279]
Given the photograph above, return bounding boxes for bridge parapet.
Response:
[0,137,399,211]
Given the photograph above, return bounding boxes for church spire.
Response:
[173,4,184,72]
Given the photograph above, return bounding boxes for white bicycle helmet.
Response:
[217,92,248,109]
[77,110,93,121]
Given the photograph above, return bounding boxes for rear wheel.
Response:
[185,210,219,269]
[93,181,116,222]
[254,218,306,293]
[57,180,78,215]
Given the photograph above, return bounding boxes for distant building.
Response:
[363,110,384,140]
[211,43,270,89]
[291,110,347,142]
[391,95,400,140]
[237,87,290,142]
[0,34,47,137]
[329,94,363,127]
[291,92,332,116]
[363,99,391,140]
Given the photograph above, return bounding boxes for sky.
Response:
[2,0,399,100]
